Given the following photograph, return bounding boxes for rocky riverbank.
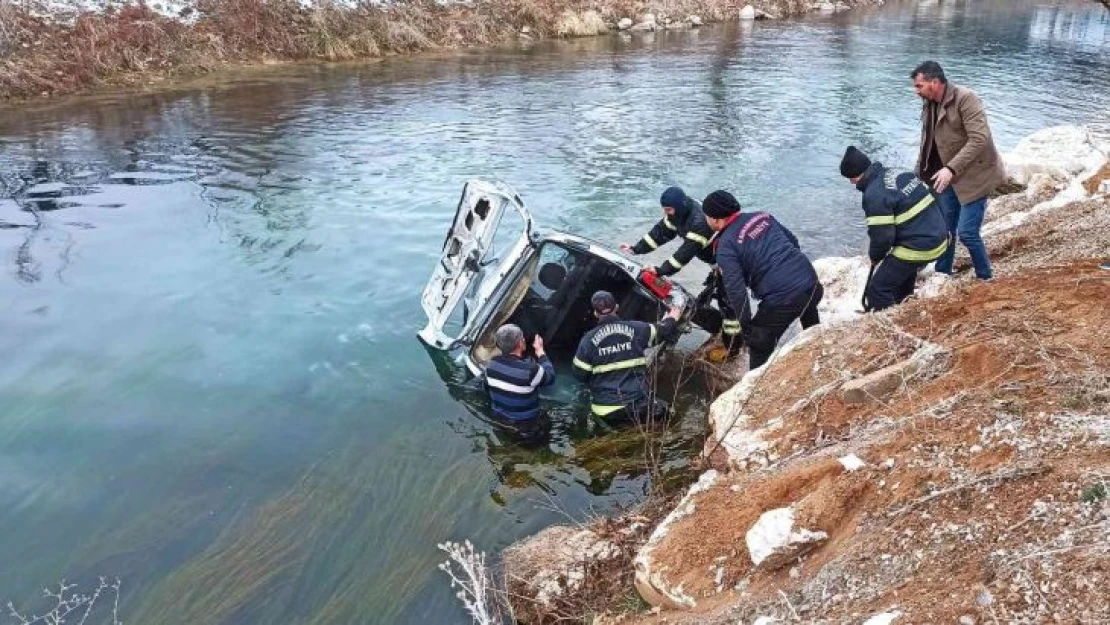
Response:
[501,125,1110,623]
[0,0,882,102]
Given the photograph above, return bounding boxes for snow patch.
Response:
[1005,125,1106,185]
[838,454,867,471]
[863,611,903,625]
[745,506,828,567]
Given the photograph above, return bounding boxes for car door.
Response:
[419,179,535,350]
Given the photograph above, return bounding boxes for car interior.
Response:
[470,241,665,367]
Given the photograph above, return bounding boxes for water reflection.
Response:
[423,342,702,502]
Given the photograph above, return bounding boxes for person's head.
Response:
[701,190,741,231]
[538,262,567,291]
[910,60,948,103]
[839,145,873,184]
[590,290,618,318]
[494,324,526,356]
[660,186,689,220]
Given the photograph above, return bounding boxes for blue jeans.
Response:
[934,188,992,280]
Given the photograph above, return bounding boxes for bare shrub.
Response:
[6,577,122,625]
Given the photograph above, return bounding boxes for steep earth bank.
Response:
[503,125,1110,624]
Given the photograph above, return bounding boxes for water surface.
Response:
[0,1,1107,622]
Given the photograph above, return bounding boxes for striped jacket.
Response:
[856,162,949,263]
[630,197,716,276]
[484,354,556,421]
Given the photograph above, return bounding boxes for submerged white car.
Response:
[418,179,695,378]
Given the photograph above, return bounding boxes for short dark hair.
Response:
[910,60,947,83]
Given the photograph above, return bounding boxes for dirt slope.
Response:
[631,256,1108,623]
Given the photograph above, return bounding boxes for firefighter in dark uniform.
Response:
[702,190,824,371]
[840,146,949,311]
[572,291,681,424]
[620,187,741,351]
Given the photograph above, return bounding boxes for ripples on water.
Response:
[0,1,1106,622]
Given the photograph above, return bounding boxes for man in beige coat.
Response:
[911,60,1006,280]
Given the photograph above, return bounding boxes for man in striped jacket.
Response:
[840,146,949,311]
[484,324,556,437]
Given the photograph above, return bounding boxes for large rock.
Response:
[686,15,703,27]
[634,470,719,609]
[1005,125,1107,185]
[739,5,757,20]
[746,507,828,570]
[617,17,633,30]
[840,341,950,405]
[502,525,620,616]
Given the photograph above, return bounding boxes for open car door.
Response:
[419,179,534,350]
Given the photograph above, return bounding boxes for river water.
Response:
[0,0,1106,622]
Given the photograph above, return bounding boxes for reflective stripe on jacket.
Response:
[630,196,716,276]
[572,315,677,414]
[857,162,949,264]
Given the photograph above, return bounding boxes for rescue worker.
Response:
[484,324,556,441]
[572,291,681,424]
[619,187,741,351]
[702,190,823,371]
[840,146,949,311]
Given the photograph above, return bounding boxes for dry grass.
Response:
[0,0,867,101]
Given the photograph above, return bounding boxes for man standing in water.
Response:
[573,291,681,424]
[911,60,1006,281]
[484,324,555,441]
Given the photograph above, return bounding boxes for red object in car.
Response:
[640,269,673,299]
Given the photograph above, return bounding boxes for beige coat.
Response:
[916,83,1007,205]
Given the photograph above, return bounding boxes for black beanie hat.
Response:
[701,190,741,219]
[840,146,872,179]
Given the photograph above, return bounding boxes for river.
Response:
[0,0,1106,622]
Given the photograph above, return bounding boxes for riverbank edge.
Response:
[499,125,1110,623]
[0,0,881,104]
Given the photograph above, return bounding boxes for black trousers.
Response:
[712,273,745,354]
[747,283,823,371]
[866,256,926,312]
[603,398,670,426]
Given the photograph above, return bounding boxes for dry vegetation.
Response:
[0,0,824,101]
